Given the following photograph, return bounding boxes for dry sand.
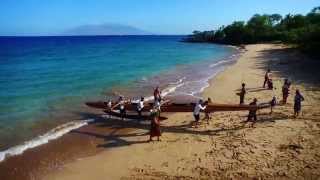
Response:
[45,44,320,179]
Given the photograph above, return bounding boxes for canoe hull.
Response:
[86,101,270,112]
[104,110,168,120]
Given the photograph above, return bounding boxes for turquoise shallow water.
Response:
[0,35,235,150]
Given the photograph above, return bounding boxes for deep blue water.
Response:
[0,35,235,149]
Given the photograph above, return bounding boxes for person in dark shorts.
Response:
[270,96,277,114]
[247,98,258,121]
[239,83,246,104]
[282,79,291,104]
[267,79,273,90]
[203,98,212,124]
[263,69,271,88]
[294,90,304,118]
[118,96,126,121]
[193,99,206,127]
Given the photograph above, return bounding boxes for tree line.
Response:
[183,7,320,57]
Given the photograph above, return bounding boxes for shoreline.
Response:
[0,44,238,179]
[1,43,320,179]
[0,43,237,162]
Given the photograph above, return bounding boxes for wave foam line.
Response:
[0,119,94,162]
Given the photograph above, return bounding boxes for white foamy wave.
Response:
[169,77,186,85]
[209,59,232,68]
[0,119,94,162]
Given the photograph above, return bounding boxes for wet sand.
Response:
[2,44,320,179]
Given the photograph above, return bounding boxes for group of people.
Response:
[237,68,305,121]
[192,98,212,128]
[106,69,305,141]
[106,86,163,141]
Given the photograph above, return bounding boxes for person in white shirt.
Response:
[105,99,112,119]
[193,99,206,127]
[137,97,144,118]
[118,96,126,121]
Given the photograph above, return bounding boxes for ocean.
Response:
[0,35,238,161]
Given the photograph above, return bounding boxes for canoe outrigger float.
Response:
[85,100,270,119]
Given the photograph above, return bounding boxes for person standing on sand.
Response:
[149,108,161,141]
[247,98,258,121]
[294,90,304,118]
[239,83,246,104]
[270,96,277,114]
[282,79,291,104]
[263,69,271,88]
[193,99,206,127]
[203,98,212,124]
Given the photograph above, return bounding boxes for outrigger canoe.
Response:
[86,101,270,112]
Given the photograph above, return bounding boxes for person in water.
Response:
[149,108,161,141]
[137,97,144,119]
[239,83,246,104]
[294,90,304,118]
[247,98,258,122]
[153,86,162,102]
[282,79,291,104]
[193,99,207,127]
[203,98,212,124]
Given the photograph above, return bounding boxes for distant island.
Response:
[63,23,152,36]
[184,6,320,57]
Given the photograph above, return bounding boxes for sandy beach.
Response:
[40,44,320,179]
[2,43,319,179]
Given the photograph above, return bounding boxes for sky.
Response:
[0,0,319,36]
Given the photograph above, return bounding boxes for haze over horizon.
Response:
[0,0,319,36]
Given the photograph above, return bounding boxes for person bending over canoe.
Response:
[111,96,127,121]
[193,99,206,128]
[149,108,161,141]
[239,83,246,104]
[294,90,304,118]
[247,98,258,122]
[136,97,144,120]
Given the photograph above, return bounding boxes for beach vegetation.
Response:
[184,6,320,57]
